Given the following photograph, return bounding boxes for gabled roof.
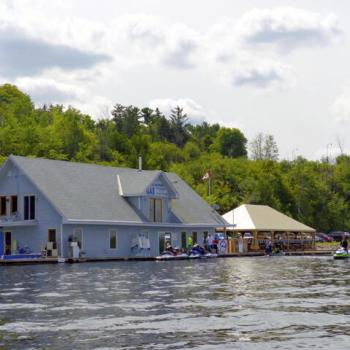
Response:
[167,173,226,225]
[8,156,225,226]
[117,170,178,198]
[222,204,315,232]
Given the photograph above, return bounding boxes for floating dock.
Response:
[0,250,334,265]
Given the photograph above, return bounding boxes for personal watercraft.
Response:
[188,245,218,259]
[333,248,350,260]
[155,251,188,261]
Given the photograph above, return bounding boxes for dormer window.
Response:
[149,198,162,222]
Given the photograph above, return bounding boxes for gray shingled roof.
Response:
[223,204,315,232]
[9,156,225,226]
[167,173,226,225]
[117,170,161,196]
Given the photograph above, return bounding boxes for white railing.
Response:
[0,213,21,222]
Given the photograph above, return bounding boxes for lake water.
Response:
[0,257,349,349]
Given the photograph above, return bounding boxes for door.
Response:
[5,232,11,255]
[0,232,4,255]
[192,232,198,245]
[159,232,165,254]
[48,229,56,243]
[158,232,172,254]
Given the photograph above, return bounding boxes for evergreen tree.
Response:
[169,106,189,147]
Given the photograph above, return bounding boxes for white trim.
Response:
[116,174,123,196]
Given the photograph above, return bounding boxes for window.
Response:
[4,232,11,255]
[11,196,18,215]
[0,196,6,216]
[192,232,198,245]
[110,230,117,249]
[24,195,35,220]
[203,231,208,244]
[149,198,162,222]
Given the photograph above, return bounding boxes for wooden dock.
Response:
[0,257,59,265]
[0,250,334,265]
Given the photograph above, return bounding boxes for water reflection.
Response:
[0,257,350,349]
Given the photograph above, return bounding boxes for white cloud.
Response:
[15,78,80,104]
[203,7,340,89]
[160,24,199,69]
[0,1,344,129]
[12,77,113,118]
[223,55,294,88]
[237,7,341,52]
[312,144,346,162]
[149,98,206,124]
[73,95,114,119]
[331,90,350,123]
[108,15,200,69]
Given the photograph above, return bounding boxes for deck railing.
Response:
[0,213,22,222]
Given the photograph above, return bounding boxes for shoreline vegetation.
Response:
[1,84,350,234]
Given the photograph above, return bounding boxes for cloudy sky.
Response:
[1,0,350,160]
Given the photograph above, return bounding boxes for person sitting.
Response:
[212,235,219,253]
[341,235,348,253]
[165,242,175,254]
[207,234,214,252]
[190,244,205,255]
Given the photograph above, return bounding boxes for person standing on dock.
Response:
[207,234,213,252]
[187,235,193,250]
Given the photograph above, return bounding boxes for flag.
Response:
[202,170,212,181]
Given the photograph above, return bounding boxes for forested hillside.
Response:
[1,83,350,233]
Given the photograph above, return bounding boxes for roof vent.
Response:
[138,155,142,172]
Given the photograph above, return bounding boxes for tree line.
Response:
[1,83,349,233]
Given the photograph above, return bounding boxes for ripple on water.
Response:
[0,257,350,350]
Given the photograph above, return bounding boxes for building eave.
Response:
[63,218,222,228]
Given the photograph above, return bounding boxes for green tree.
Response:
[211,127,247,158]
[169,106,189,147]
[250,132,279,161]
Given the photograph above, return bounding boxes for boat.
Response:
[155,251,188,261]
[188,253,202,259]
[188,247,218,259]
[202,252,218,258]
[333,248,350,260]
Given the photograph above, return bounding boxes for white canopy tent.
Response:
[222,204,316,252]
